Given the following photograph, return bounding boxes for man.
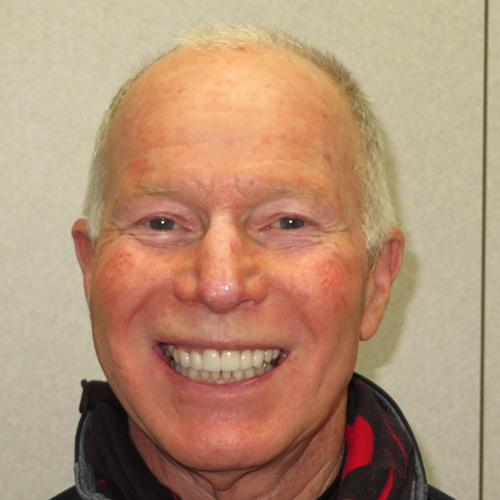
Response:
[53,24,454,500]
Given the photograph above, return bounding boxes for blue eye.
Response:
[149,218,175,230]
[279,217,305,229]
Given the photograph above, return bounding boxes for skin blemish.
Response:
[99,248,137,293]
[127,157,150,173]
[323,152,332,165]
[319,266,343,290]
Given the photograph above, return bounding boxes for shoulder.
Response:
[428,484,456,500]
[48,486,81,500]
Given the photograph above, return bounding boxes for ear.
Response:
[360,227,405,341]
[72,218,96,302]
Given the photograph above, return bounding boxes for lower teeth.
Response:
[168,357,276,383]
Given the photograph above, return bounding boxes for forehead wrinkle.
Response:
[111,134,338,162]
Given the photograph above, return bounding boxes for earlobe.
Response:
[360,227,405,341]
[72,218,96,301]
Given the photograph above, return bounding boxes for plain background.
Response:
[1,2,497,499]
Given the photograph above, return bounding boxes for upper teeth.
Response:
[163,345,281,383]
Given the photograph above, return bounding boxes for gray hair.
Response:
[84,23,395,257]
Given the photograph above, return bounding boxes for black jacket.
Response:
[49,375,456,500]
[51,483,455,500]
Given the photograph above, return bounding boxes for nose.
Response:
[174,219,267,313]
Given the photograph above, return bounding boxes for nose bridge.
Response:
[195,217,262,312]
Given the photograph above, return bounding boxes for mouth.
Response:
[160,344,284,384]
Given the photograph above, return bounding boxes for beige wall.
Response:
[0,2,492,499]
[485,1,500,499]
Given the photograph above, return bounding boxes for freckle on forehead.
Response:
[128,158,149,171]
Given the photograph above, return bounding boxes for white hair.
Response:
[84,23,395,257]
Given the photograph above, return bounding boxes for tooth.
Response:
[179,348,190,368]
[173,348,180,364]
[221,350,240,371]
[240,349,253,370]
[170,346,281,382]
[202,349,221,372]
[252,349,264,368]
[190,350,203,370]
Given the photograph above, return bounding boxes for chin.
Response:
[131,414,290,473]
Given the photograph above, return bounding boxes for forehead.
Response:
[104,46,360,202]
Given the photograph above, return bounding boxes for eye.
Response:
[149,218,176,230]
[278,217,305,230]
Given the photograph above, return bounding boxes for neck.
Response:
[129,395,346,500]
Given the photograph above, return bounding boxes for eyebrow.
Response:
[274,185,331,206]
[115,184,180,206]
[136,185,180,197]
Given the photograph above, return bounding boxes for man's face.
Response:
[75,47,378,473]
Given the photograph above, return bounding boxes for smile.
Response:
[161,344,282,383]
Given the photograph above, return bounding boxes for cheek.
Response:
[96,249,137,296]
[318,262,350,312]
[89,243,168,338]
[291,251,363,316]
[88,244,174,385]
[281,250,366,358]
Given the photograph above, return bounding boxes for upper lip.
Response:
[157,339,286,351]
